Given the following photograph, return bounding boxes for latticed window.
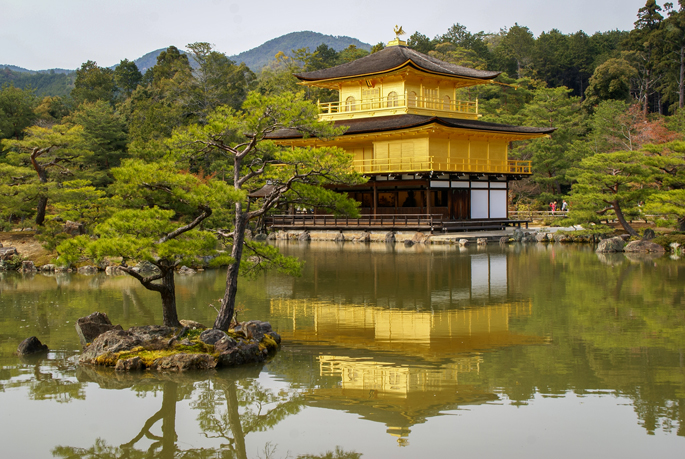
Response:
[361,88,380,109]
[408,91,417,107]
[387,91,398,107]
[443,95,451,110]
[423,88,437,108]
[345,96,356,112]
[362,88,380,101]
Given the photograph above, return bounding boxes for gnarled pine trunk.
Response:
[214,207,248,331]
[35,196,48,226]
[159,266,181,328]
[613,200,639,237]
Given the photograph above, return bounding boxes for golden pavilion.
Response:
[267,31,554,231]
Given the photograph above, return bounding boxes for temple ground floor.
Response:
[266,174,530,233]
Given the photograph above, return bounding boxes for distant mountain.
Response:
[0,31,370,97]
[128,31,371,74]
[0,66,74,97]
[127,48,182,73]
[0,65,74,75]
[229,31,371,70]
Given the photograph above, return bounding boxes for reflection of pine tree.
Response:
[52,374,306,459]
[194,377,304,459]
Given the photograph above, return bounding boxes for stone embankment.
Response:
[2,227,678,274]
[75,312,281,371]
[264,228,678,255]
[265,228,602,245]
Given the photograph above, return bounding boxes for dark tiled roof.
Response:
[294,45,500,81]
[266,115,556,139]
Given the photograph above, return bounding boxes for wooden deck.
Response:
[266,214,529,232]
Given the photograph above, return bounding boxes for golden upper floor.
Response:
[295,40,500,122]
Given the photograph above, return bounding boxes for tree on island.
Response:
[173,91,363,331]
[57,91,361,330]
[57,158,237,327]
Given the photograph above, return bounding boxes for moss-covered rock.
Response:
[78,319,280,371]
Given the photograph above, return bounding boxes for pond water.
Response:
[1,241,684,458]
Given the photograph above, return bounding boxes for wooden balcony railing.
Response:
[352,156,532,174]
[319,95,478,117]
[267,213,444,230]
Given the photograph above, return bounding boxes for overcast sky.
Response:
[1,0,651,70]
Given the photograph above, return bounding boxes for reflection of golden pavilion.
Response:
[271,299,544,438]
[271,299,537,355]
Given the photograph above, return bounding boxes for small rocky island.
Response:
[75,312,281,371]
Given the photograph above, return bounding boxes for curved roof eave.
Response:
[267,115,556,140]
[294,45,501,82]
[295,60,501,85]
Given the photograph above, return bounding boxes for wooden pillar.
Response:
[447,182,453,220]
[426,183,431,217]
[373,181,378,218]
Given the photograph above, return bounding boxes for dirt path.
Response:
[0,232,55,266]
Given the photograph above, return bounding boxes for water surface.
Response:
[1,242,683,458]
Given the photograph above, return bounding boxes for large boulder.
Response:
[233,320,274,342]
[214,335,239,353]
[624,240,666,253]
[79,325,175,365]
[199,329,229,345]
[596,237,626,253]
[75,312,123,347]
[217,342,264,367]
[334,232,346,242]
[17,336,49,356]
[0,247,18,261]
[298,232,311,242]
[115,357,144,372]
[149,353,217,371]
[253,233,268,242]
